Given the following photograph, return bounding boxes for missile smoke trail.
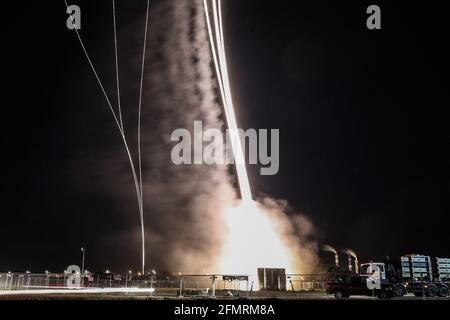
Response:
[202,0,319,278]
[137,0,151,274]
[321,244,338,255]
[69,0,319,274]
[138,0,236,273]
[204,0,252,201]
[344,248,358,260]
[344,248,359,273]
[65,0,150,273]
[321,244,340,266]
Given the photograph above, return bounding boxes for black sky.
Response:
[0,0,449,272]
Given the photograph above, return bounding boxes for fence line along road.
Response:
[0,272,328,294]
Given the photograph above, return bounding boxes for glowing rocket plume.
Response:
[204,0,252,201]
[201,0,321,282]
[344,248,357,259]
[343,248,359,274]
[321,244,339,267]
[321,244,338,255]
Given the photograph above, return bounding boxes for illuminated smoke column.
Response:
[92,0,319,275]
[138,0,235,273]
[321,244,339,267]
[344,249,359,274]
[203,0,252,201]
[203,0,318,278]
[66,0,318,275]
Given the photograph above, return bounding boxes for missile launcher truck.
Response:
[327,254,449,299]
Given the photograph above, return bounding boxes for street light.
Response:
[81,247,86,287]
[81,248,86,275]
[150,270,157,290]
[26,271,31,287]
[126,270,132,288]
[105,270,112,287]
[45,270,50,287]
[5,272,12,290]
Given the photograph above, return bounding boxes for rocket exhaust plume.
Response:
[88,0,318,275]
[321,244,339,267]
[203,0,320,279]
[344,249,359,274]
[203,0,252,201]
[321,244,338,255]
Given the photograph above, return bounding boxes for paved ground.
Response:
[0,289,448,300]
[327,295,449,301]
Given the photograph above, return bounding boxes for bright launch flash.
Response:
[204,0,297,281]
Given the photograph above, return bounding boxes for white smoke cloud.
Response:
[137,0,235,273]
[137,0,320,274]
[256,197,319,273]
[79,0,319,274]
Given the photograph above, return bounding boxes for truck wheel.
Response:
[334,291,349,299]
[395,285,406,297]
[427,285,437,297]
[438,286,449,298]
[377,291,388,299]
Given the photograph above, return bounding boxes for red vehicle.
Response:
[326,263,401,299]
[327,277,398,299]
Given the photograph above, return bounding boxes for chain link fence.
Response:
[0,272,328,295]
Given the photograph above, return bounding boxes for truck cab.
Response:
[327,262,398,299]
[362,256,449,297]
[360,263,386,282]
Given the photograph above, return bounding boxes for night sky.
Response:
[1,0,449,273]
